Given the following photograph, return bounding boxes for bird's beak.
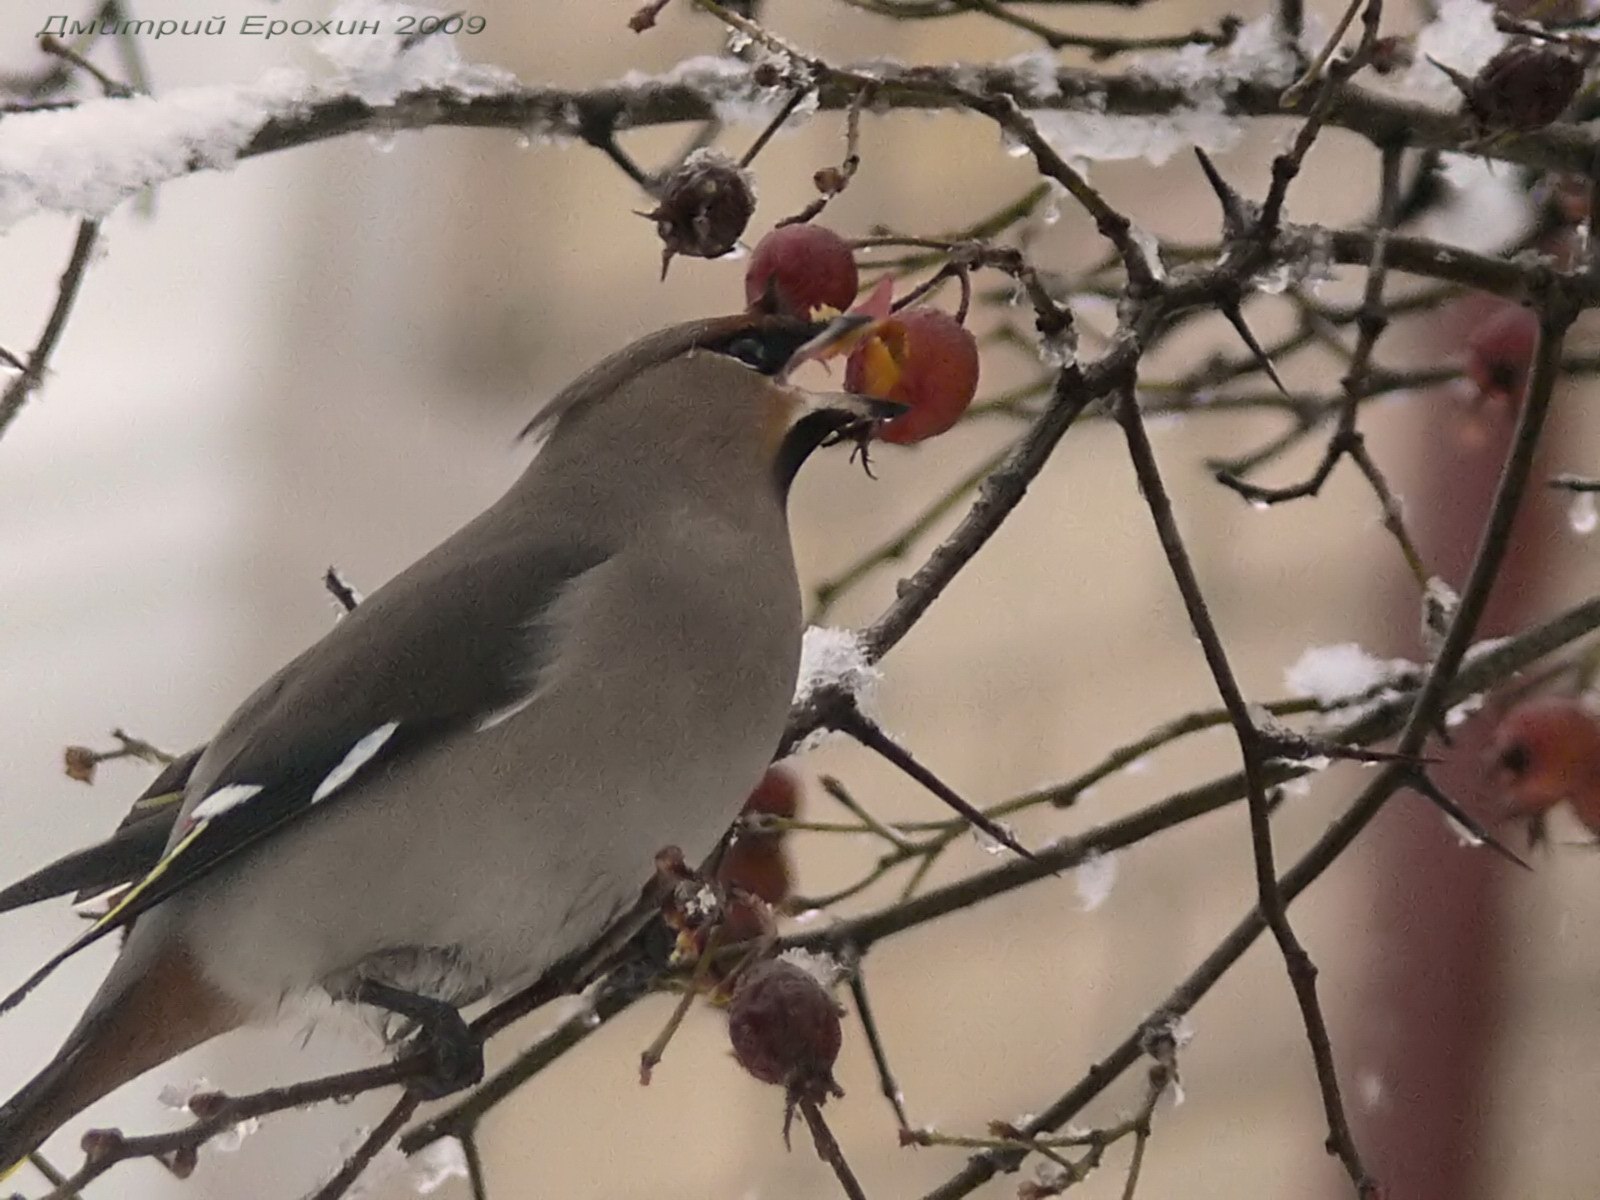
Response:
[776,277,899,385]
[777,311,878,383]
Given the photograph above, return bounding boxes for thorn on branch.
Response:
[1220,303,1290,397]
[1405,770,1531,870]
[835,704,1039,863]
[1192,149,1250,237]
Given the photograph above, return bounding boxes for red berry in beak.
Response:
[845,307,981,445]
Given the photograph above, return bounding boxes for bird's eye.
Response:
[1498,741,1531,777]
[722,335,778,373]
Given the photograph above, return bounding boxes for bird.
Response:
[1489,695,1600,840]
[0,309,898,1169]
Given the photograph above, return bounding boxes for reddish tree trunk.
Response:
[1345,296,1568,1199]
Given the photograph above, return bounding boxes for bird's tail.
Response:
[0,940,240,1173]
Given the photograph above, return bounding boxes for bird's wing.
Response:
[0,529,610,1015]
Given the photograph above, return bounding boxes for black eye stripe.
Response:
[724,335,778,372]
[702,321,823,377]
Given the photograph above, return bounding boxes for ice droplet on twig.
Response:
[412,1137,470,1194]
[1569,490,1598,535]
[157,1079,210,1110]
[972,821,1017,854]
[1073,850,1118,911]
[212,1116,259,1153]
[1421,576,1460,657]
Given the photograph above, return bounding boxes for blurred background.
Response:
[1,1,1598,1197]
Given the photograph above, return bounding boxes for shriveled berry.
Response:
[845,307,981,445]
[62,744,98,784]
[728,959,843,1100]
[1461,40,1588,132]
[1465,303,1538,406]
[1369,36,1414,76]
[645,149,756,278]
[744,223,859,318]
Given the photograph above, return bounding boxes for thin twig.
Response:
[1113,379,1375,1197]
[799,1097,869,1200]
[0,221,100,443]
[845,956,912,1131]
[308,1095,420,1200]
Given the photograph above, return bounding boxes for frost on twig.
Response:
[316,1,515,106]
[0,71,310,226]
[793,626,881,710]
[1283,643,1415,710]
[1022,16,1303,168]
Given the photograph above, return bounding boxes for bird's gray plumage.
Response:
[110,341,804,1010]
[0,314,880,1165]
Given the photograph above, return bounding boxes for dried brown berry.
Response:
[63,744,98,784]
[1462,41,1588,132]
[643,148,756,278]
[1368,36,1414,76]
[728,958,843,1105]
[813,165,847,195]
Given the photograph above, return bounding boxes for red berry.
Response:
[718,765,800,905]
[741,764,800,821]
[1465,303,1538,406]
[845,307,981,445]
[727,959,843,1099]
[744,224,859,319]
[1489,697,1600,833]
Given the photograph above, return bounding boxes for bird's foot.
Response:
[348,978,484,1099]
[408,1009,483,1099]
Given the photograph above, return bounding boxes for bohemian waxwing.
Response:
[0,310,897,1167]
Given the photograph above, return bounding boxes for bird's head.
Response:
[522,311,905,499]
[696,311,907,493]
